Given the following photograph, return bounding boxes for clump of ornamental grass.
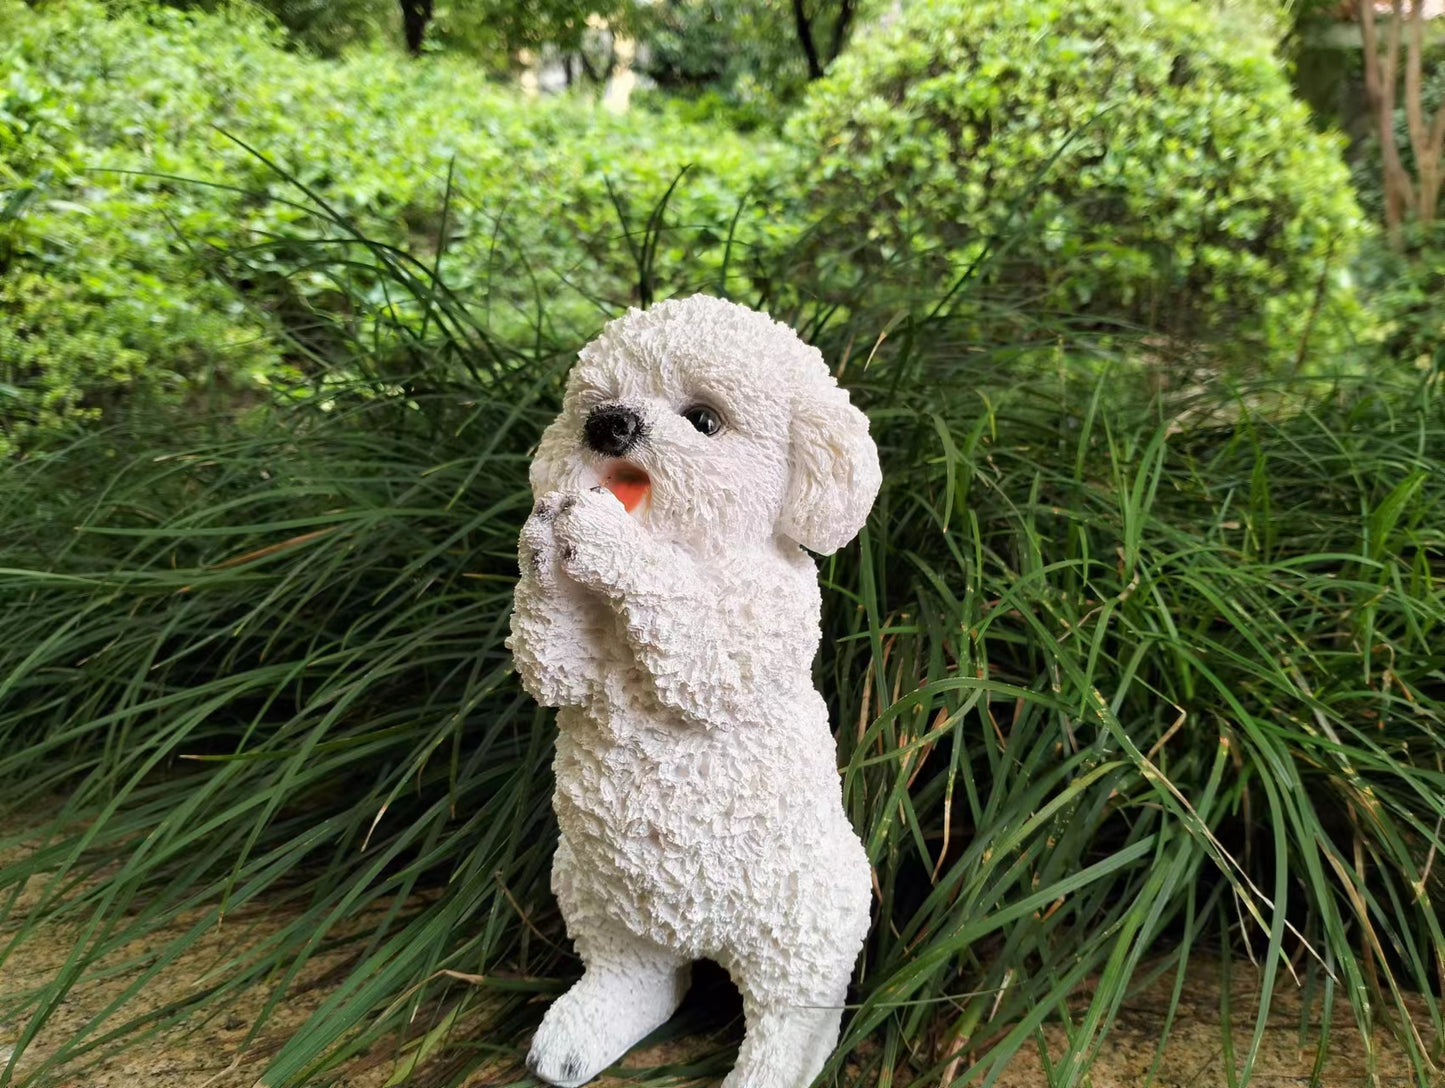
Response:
[0,179,1442,1088]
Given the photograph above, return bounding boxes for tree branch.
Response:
[792,0,824,81]
[827,0,856,67]
[1407,0,1445,223]
[1404,0,1428,165]
[399,0,433,56]
[1430,88,1445,165]
[1360,0,1416,236]
[577,48,601,83]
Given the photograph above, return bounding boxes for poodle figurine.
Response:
[508,294,881,1088]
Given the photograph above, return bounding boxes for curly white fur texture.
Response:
[507,295,881,1087]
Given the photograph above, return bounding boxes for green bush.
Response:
[0,264,1442,1084]
[786,0,1367,367]
[632,0,819,128]
[0,0,782,455]
[1357,222,1445,372]
[147,0,400,55]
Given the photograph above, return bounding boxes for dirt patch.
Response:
[0,807,414,1088]
[0,897,392,1088]
[1,811,1437,1087]
[2,929,1436,1088]
[988,957,1437,1088]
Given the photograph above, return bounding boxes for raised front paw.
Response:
[552,486,639,593]
[519,492,572,589]
[510,492,600,708]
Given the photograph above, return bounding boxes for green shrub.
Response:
[0,264,1442,1084]
[1356,222,1445,372]
[632,0,819,128]
[0,0,782,454]
[142,0,400,55]
[786,0,1367,368]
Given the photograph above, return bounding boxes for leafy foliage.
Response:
[158,0,641,63]
[786,0,1368,369]
[1,4,1441,1086]
[225,0,397,55]
[429,0,637,71]
[634,0,807,126]
[635,0,867,124]
[0,183,1442,1086]
[1356,220,1445,372]
[0,0,782,455]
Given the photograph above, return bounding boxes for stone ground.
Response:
[0,817,1436,1087]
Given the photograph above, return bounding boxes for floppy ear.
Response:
[779,378,882,555]
[528,414,574,498]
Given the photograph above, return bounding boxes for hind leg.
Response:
[719,962,850,1088]
[718,839,870,1088]
[528,845,692,1087]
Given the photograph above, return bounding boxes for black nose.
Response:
[584,404,644,456]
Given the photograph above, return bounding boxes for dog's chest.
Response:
[551,713,835,882]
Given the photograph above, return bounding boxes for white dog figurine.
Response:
[508,294,880,1088]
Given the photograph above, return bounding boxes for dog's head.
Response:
[530,295,880,555]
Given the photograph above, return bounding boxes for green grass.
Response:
[0,184,1443,1088]
[825,364,1445,1085]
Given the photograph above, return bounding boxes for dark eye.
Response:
[682,405,722,436]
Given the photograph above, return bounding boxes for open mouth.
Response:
[598,461,652,515]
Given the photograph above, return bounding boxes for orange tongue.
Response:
[603,466,651,513]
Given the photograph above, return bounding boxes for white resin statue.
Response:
[507,294,881,1088]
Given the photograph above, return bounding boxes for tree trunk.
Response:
[1403,0,1445,224]
[1360,0,1445,235]
[827,0,856,67]
[792,0,824,81]
[400,0,433,56]
[1359,0,1414,242]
